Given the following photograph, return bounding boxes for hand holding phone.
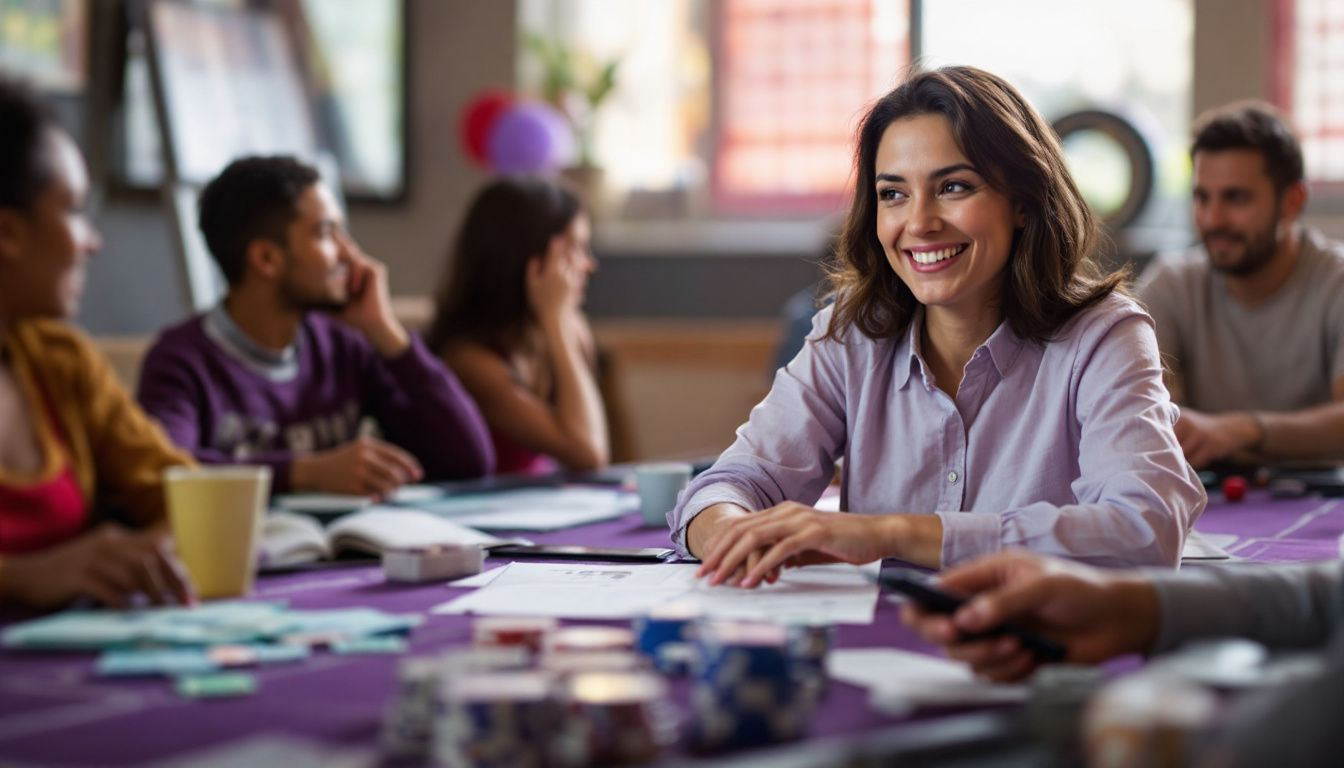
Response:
[879,570,1066,663]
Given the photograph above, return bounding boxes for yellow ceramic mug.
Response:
[164,465,271,599]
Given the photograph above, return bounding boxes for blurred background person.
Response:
[0,78,193,610]
[426,176,608,474]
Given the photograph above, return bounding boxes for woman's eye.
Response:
[877,188,904,202]
[942,180,973,194]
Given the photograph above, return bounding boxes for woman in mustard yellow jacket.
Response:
[0,78,194,609]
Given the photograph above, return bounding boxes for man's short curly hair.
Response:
[197,155,320,285]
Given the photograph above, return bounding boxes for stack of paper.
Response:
[433,562,880,625]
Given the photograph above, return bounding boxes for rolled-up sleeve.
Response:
[668,310,850,554]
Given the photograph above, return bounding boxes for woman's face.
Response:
[874,113,1020,317]
[0,129,101,321]
[561,212,596,299]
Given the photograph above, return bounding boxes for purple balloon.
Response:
[486,102,574,173]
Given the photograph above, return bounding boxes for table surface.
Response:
[1,488,1340,766]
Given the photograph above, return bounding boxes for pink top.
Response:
[0,374,89,554]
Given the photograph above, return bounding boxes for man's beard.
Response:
[1203,203,1281,278]
[279,273,347,313]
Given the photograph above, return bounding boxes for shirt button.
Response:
[947,470,959,485]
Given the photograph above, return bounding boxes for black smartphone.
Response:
[487,544,676,563]
[879,570,1066,663]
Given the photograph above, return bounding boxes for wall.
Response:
[347,0,516,299]
[1193,0,1344,235]
[73,0,1344,459]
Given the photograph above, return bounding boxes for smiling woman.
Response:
[0,77,196,610]
[675,66,1207,585]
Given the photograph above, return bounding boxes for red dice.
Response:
[1222,475,1247,503]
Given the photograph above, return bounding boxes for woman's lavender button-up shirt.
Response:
[670,293,1205,568]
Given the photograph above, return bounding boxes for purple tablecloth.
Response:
[1193,490,1344,563]
[2,492,1341,766]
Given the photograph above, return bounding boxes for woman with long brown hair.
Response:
[681,66,1205,585]
[426,176,607,474]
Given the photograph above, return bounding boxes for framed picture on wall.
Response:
[0,0,89,93]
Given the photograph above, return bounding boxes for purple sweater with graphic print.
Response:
[137,311,494,493]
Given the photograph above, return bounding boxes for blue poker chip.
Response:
[633,602,701,660]
[435,671,562,768]
[688,621,813,751]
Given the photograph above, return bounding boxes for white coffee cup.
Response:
[635,462,693,527]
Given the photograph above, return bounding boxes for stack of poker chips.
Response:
[560,671,677,765]
[688,620,814,752]
[785,623,834,707]
[545,626,636,654]
[383,647,530,763]
[472,616,559,656]
[435,670,564,768]
[381,655,441,761]
[632,602,701,674]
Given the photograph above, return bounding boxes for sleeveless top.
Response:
[491,429,558,476]
[0,362,88,555]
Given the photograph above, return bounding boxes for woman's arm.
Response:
[673,307,851,557]
[540,310,609,469]
[938,312,1206,568]
[445,333,607,471]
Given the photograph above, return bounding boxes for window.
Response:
[918,0,1194,233]
[518,0,911,219]
[1276,0,1344,184]
[711,0,909,214]
[113,0,406,201]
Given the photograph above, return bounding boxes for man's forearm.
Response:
[1149,561,1342,653]
[1259,401,1344,460]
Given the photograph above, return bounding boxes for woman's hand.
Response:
[901,550,1159,682]
[526,235,584,323]
[0,524,197,610]
[695,502,903,588]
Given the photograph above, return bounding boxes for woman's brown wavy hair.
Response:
[426,175,582,357]
[824,66,1124,343]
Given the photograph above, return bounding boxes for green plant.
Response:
[525,32,620,168]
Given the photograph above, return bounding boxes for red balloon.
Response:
[460,89,515,167]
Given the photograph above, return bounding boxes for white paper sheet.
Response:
[432,562,880,624]
[827,648,1028,711]
[420,488,638,531]
[1181,530,1239,561]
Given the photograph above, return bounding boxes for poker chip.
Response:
[633,602,700,664]
[654,641,696,676]
[546,626,635,654]
[561,671,675,765]
[434,670,563,768]
[689,620,812,751]
[540,649,648,676]
[381,656,442,761]
[785,623,834,703]
[471,617,559,654]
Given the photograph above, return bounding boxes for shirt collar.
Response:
[203,303,301,383]
[894,308,1026,390]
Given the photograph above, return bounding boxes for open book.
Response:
[260,506,512,568]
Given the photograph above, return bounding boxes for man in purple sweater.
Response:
[137,156,494,496]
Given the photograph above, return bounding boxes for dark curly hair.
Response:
[198,155,321,285]
[825,65,1123,344]
[0,77,60,212]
